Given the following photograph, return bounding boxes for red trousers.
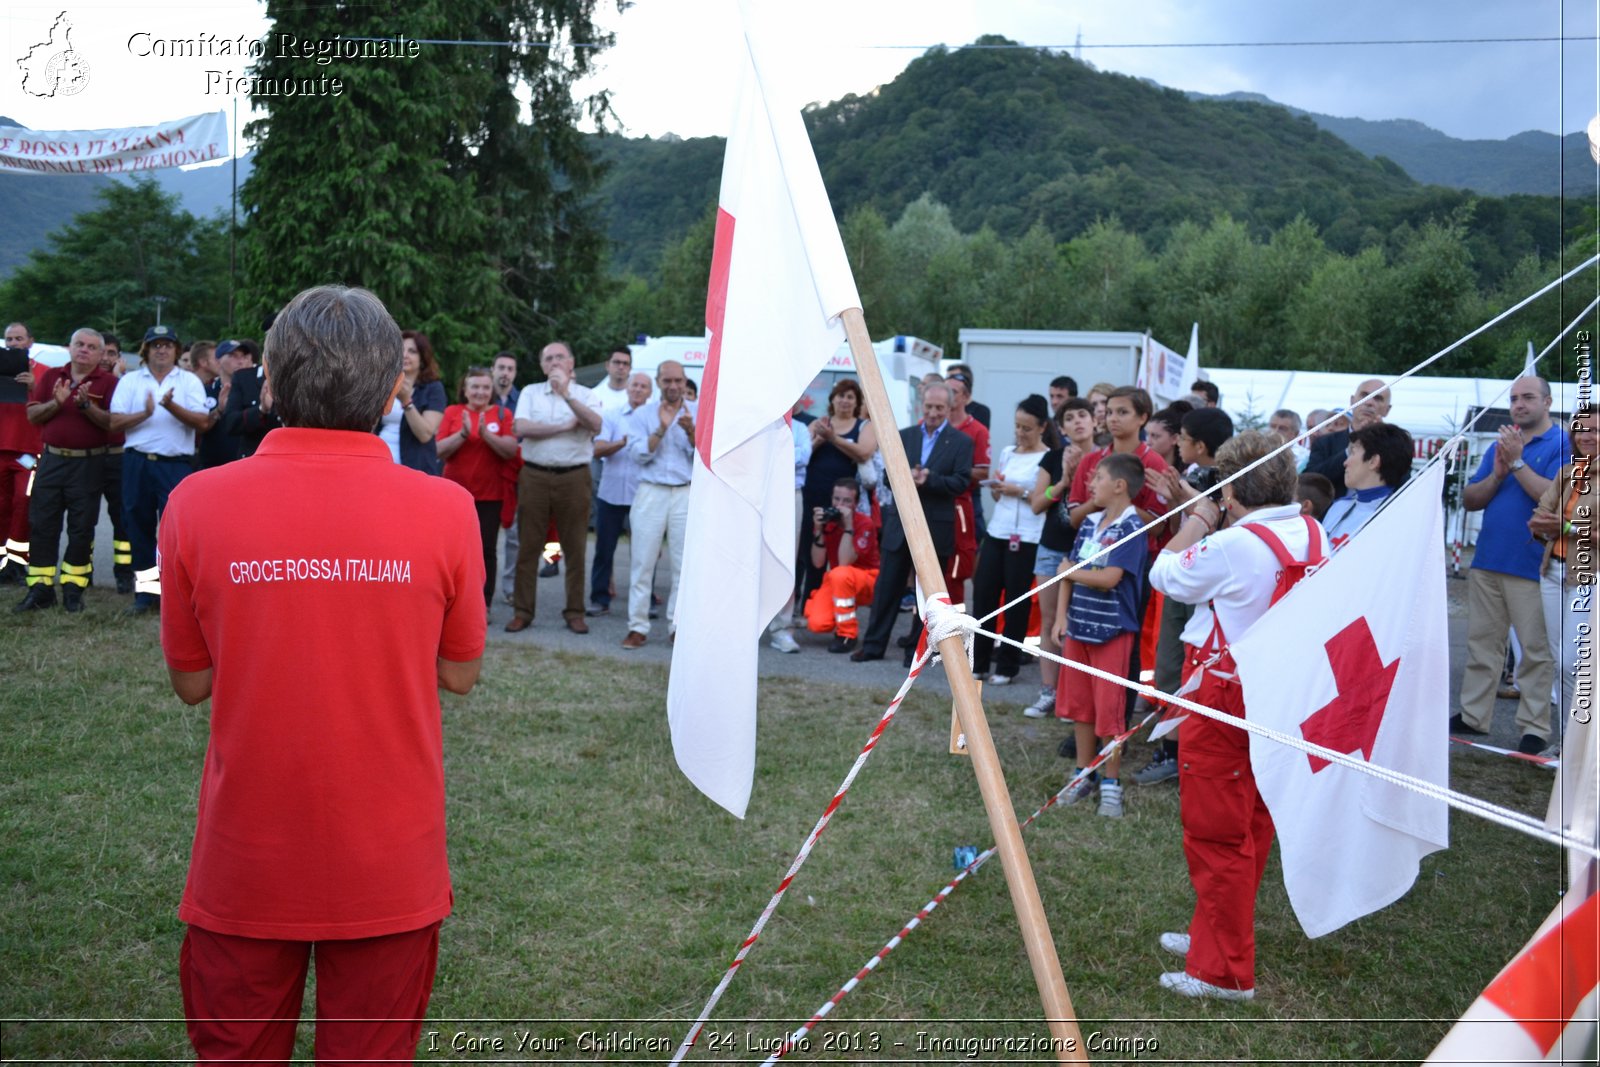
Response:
[180,921,441,1065]
[1177,670,1273,992]
[0,454,32,570]
[804,565,878,639]
[944,495,976,605]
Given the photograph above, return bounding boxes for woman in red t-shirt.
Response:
[436,367,520,606]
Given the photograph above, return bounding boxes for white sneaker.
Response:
[1022,688,1056,718]
[1097,781,1124,818]
[769,630,801,653]
[1159,932,1191,957]
[986,672,1013,686]
[1159,970,1254,1001]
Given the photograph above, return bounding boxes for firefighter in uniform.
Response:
[108,325,208,615]
[0,321,41,585]
[18,328,117,612]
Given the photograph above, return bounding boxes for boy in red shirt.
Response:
[160,286,486,1062]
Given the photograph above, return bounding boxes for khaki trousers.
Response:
[513,464,590,622]
[1460,567,1553,739]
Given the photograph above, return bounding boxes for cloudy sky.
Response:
[1,0,1595,147]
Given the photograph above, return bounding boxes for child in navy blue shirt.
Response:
[1051,451,1147,817]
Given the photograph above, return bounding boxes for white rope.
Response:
[985,625,1600,861]
[978,255,1600,629]
[922,594,978,667]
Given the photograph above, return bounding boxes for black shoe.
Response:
[62,587,83,613]
[13,585,55,612]
[125,595,159,616]
[850,648,884,663]
[538,560,559,578]
[828,636,856,654]
[896,633,914,649]
[1518,733,1548,755]
[1058,734,1077,759]
[114,573,134,595]
[0,564,21,586]
[1448,713,1488,737]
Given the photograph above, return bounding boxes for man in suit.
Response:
[852,383,975,665]
[1304,378,1390,496]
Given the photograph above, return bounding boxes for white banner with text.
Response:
[0,111,229,176]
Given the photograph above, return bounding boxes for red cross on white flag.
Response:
[1231,461,1451,938]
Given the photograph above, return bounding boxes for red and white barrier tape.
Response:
[668,595,956,1064]
[755,710,1160,1064]
[1449,734,1560,769]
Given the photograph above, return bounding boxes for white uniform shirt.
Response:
[514,382,602,466]
[110,364,207,456]
[1150,503,1325,647]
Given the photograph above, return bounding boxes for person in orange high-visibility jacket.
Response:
[804,477,879,652]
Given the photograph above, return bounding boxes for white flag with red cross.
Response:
[666,0,862,818]
[1231,461,1450,938]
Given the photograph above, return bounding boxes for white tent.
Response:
[1205,367,1587,447]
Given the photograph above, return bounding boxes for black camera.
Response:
[1186,465,1221,493]
[820,507,843,524]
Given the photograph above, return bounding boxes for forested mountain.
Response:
[1195,91,1594,198]
[594,40,1574,286]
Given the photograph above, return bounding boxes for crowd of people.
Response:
[3,314,1591,1006]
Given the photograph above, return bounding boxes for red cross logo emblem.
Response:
[1299,618,1401,773]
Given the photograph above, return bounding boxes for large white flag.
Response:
[1423,864,1598,1066]
[667,1,862,817]
[1232,462,1450,937]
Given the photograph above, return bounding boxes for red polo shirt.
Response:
[30,366,117,450]
[949,413,990,501]
[1068,441,1172,552]
[0,355,42,453]
[160,428,486,940]
[438,403,518,501]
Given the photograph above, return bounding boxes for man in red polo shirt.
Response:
[159,285,486,1062]
[18,328,117,612]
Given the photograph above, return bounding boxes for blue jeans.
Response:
[589,498,630,607]
[123,448,190,604]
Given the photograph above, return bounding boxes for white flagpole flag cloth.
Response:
[1423,862,1598,1066]
[1183,322,1203,391]
[667,0,862,817]
[1232,462,1450,937]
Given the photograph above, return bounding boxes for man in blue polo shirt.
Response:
[1453,375,1570,753]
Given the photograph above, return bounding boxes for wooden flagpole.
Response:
[840,308,1086,1062]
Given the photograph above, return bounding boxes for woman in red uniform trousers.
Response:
[1148,430,1328,1000]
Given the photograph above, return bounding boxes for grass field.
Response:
[0,589,1570,1062]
